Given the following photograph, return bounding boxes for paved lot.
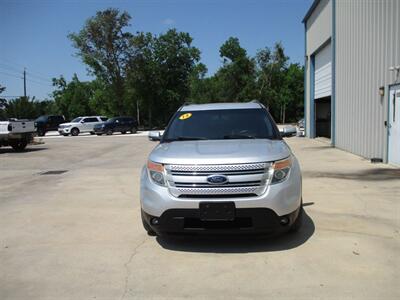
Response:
[0,135,399,299]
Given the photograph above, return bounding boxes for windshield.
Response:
[35,116,47,122]
[71,117,82,123]
[106,117,117,123]
[162,108,280,142]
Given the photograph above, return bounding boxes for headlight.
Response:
[271,157,291,184]
[147,160,166,186]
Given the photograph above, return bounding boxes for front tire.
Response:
[106,129,113,135]
[37,129,45,137]
[71,128,79,136]
[130,127,137,134]
[289,205,303,233]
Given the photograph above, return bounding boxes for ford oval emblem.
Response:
[207,174,228,185]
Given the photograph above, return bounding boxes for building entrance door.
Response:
[388,84,400,166]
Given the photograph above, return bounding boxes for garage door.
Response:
[314,43,332,99]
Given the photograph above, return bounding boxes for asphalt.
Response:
[0,134,399,299]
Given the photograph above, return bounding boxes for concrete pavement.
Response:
[0,135,399,299]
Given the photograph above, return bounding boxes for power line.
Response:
[0,61,53,83]
[0,68,52,87]
[0,71,23,79]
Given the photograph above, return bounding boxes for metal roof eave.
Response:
[302,0,321,23]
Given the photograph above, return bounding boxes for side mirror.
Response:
[148,131,162,141]
[280,126,297,137]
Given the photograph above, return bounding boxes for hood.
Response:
[149,139,291,165]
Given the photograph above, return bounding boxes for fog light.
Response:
[151,218,159,225]
[280,217,289,226]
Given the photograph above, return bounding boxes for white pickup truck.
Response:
[0,119,36,151]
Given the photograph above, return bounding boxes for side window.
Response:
[82,118,97,123]
[100,117,108,121]
[81,118,88,123]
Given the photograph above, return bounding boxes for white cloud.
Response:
[162,18,175,25]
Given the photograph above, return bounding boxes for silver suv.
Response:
[140,101,303,236]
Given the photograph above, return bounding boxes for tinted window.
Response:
[163,109,279,142]
[83,117,98,123]
[36,116,48,122]
[100,117,108,121]
[71,117,82,123]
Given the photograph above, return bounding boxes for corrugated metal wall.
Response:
[335,0,400,160]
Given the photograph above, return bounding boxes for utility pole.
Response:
[23,68,26,98]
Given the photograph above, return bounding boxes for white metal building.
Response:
[303,0,400,165]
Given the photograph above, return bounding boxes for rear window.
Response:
[162,108,279,142]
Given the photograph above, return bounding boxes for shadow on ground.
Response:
[157,210,314,253]
[0,147,48,154]
[303,168,400,181]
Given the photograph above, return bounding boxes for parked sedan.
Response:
[93,117,138,135]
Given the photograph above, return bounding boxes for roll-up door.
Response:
[314,43,332,99]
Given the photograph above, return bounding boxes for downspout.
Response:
[331,0,336,146]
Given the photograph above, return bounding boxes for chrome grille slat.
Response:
[166,162,271,198]
[170,170,265,176]
[175,186,261,195]
[167,163,269,172]
[174,181,261,188]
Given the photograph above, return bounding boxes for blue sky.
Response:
[0,0,312,99]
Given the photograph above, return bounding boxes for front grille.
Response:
[165,162,271,198]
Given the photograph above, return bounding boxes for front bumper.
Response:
[58,127,71,134]
[142,206,301,236]
[140,157,302,218]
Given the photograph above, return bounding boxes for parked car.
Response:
[58,116,107,136]
[35,115,65,136]
[0,118,36,151]
[297,118,305,129]
[93,117,138,135]
[297,118,305,137]
[140,101,303,237]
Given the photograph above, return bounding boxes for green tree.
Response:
[68,8,133,115]
[5,97,37,119]
[216,37,256,101]
[52,75,96,120]
[127,29,200,127]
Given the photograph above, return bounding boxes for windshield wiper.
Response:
[166,136,208,141]
[223,134,257,139]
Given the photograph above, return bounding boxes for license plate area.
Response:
[199,202,235,221]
